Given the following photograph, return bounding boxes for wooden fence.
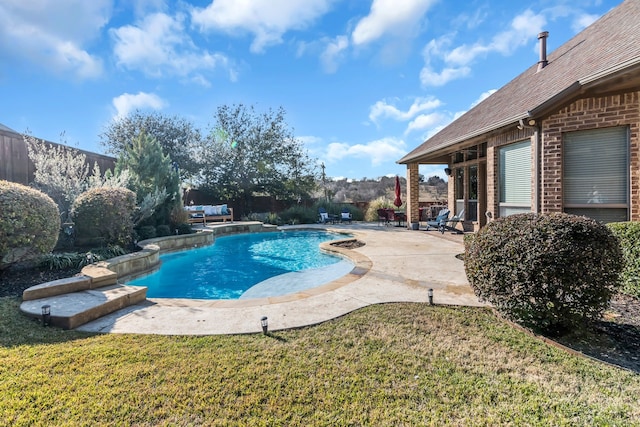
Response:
[0,128,115,185]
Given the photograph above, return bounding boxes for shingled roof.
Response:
[399,0,640,165]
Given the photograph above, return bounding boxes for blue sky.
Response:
[0,0,620,181]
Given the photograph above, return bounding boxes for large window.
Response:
[455,167,464,216]
[563,127,629,223]
[468,165,478,221]
[499,140,531,216]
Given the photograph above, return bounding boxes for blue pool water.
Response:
[128,230,351,299]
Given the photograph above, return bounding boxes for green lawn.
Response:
[1,297,639,426]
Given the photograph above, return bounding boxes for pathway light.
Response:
[41,305,51,326]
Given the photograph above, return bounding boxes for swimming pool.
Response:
[127,230,353,299]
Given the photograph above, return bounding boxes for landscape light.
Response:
[261,316,268,335]
[41,305,51,327]
[428,289,434,305]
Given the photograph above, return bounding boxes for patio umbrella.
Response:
[393,175,402,207]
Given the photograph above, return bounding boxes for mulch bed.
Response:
[2,257,639,372]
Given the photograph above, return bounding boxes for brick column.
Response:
[406,163,420,228]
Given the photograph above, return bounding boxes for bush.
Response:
[607,221,640,298]
[37,252,84,270]
[170,205,190,229]
[137,225,157,240]
[37,245,129,270]
[279,205,317,224]
[464,213,623,333]
[0,180,60,270]
[72,187,136,248]
[156,224,172,237]
[176,223,194,235]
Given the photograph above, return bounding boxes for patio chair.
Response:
[377,208,391,226]
[441,209,465,234]
[318,207,332,224]
[424,209,450,232]
[340,208,352,223]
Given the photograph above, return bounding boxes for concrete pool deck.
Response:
[76,223,487,335]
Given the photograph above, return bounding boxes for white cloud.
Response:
[112,92,167,119]
[572,13,599,32]
[351,0,435,46]
[420,66,471,87]
[470,89,497,108]
[419,9,545,87]
[298,135,324,146]
[0,0,108,79]
[191,0,334,53]
[320,36,349,73]
[405,112,447,135]
[445,10,545,66]
[369,97,442,124]
[325,137,407,167]
[111,12,233,83]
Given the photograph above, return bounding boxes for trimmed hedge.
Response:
[464,213,622,333]
[72,187,136,248]
[607,221,640,298]
[0,180,60,269]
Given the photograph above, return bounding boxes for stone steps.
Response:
[20,283,147,330]
[20,265,146,330]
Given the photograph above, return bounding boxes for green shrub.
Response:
[156,224,172,237]
[264,212,281,225]
[0,180,60,270]
[170,205,190,229]
[137,225,157,240]
[607,221,640,298]
[37,252,85,270]
[176,223,193,235]
[464,213,623,334]
[92,244,128,260]
[72,187,136,248]
[37,245,128,270]
[280,205,316,224]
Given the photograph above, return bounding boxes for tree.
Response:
[25,134,92,221]
[100,110,202,181]
[197,104,317,210]
[115,132,180,226]
[426,175,448,201]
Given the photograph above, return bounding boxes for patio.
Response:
[76,223,485,335]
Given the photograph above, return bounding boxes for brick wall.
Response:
[542,92,640,219]
[485,128,535,219]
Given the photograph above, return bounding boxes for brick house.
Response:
[399,0,640,231]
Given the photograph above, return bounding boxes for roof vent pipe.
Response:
[537,31,549,72]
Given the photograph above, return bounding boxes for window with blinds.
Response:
[563,126,629,223]
[499,140,531,217]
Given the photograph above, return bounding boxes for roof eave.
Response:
[398,113,529,164]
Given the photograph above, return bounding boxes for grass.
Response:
[1,298,639,426]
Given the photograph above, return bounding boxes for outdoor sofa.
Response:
[185,204,233,225]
